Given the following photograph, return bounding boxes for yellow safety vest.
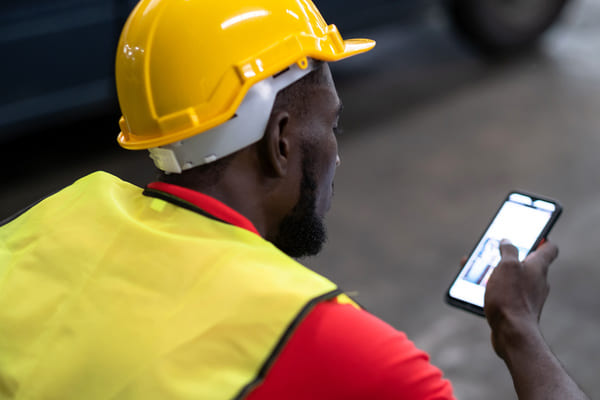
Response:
[0,171,348,400]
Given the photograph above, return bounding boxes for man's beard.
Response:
[272,146,328,258]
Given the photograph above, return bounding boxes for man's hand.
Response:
[484,239,557,359]
[481,239,589,400]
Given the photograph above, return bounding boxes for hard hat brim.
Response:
[331,38,376,60]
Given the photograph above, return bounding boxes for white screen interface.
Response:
[449,194,555,308]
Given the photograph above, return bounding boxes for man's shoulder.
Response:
[298,298,416,359]
[247,298,456,399]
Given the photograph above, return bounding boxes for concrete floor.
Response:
[2,0,600,398]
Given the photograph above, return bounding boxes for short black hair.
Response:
[271,61,327,119]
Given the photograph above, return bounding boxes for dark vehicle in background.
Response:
[0,0,137,139]
[319,0,571,56]
[0,0,572,140]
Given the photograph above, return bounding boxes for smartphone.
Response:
[446,191,562,316]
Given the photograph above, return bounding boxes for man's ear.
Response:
[262,110,291,178]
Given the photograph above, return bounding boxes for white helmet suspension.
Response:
[148,58,317,174]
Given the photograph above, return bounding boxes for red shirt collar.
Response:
[146,182,260,236]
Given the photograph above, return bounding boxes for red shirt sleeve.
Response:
[246,299,455,400]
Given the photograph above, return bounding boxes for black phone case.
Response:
[445,191,563,317]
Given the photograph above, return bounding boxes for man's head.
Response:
[115,0,373,256]
[158,63,341,258]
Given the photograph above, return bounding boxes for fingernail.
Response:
[500,239,512,245]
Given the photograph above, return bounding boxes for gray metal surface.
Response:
[2,0,599,398]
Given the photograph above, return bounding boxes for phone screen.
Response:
[447,192,561,315]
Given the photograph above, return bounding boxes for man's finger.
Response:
[498,239,519,261]
[523,240,559,276]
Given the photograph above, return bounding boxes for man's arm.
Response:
[484,240,589,400]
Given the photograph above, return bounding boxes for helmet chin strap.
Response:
[148,58,316,174]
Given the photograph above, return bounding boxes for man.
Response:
[0,0,589,399]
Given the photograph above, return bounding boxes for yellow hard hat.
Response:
[115,0,375,151]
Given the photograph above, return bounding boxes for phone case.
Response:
[445,191,562,317]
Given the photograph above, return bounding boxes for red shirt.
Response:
[146,182,455,400]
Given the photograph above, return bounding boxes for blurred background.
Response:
[1,0,599,398]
